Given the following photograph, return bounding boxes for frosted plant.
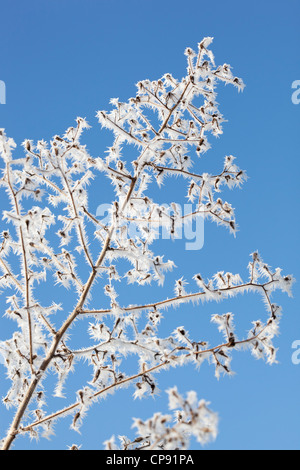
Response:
[0,38,293,450]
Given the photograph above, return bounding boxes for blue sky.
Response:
[0,0,299,450]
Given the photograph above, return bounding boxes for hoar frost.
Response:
[0,38,293,450]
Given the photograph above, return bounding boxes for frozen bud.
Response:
[185,47,195,56]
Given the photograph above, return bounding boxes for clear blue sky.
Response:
[0,0,299,450]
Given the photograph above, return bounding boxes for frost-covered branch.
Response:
[105,388,218,451]
[0,38,293,450]
[17,296,283,439]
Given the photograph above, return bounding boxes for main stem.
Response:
[2,75,192,450]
